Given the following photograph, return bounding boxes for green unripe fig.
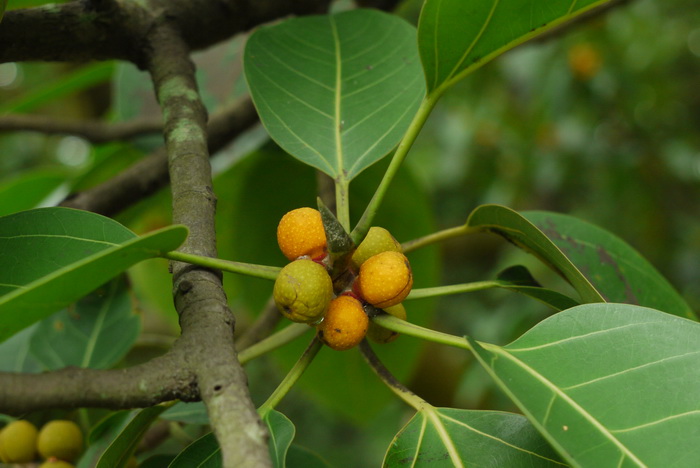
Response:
[0,420,38,463]
[351,227,401,271]
[368,303,407,344]
[37,420,83,462]
[39,460,75,468]
[273,259,333,324]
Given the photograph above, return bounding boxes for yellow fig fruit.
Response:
[350,226,401,271]
[277,207,327,260]
[273,259,333,323]
[37,420,83,462]
[0,420,38,463]
[367,303,407,344]
[318,295,368,351]
[354,251,413,308]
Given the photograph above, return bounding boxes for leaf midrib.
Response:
[484,343,646,467]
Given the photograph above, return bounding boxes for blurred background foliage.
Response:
[1,0,699,465]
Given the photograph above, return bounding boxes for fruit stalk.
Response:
[257,336,323,418]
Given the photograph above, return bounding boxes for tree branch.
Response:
[60,97,258,217]
[145,22,269,468]
[0,115,163,143]
[0,0,332,66]
[0,345,197,414]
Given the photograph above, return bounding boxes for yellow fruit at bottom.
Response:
[350,226,402,271]
[37,420,83,462]
[277,207,327,260]
[318,295,369,351]
[39,460,75,468]
[273,259,333,323]
[355,251,413,308]
[367,303,407,344]
[0,420,38,463]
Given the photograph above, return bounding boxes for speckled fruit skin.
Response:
[355,251,413,308]
[318,295,369,351]
[350,226,402,271]
[277,207,327,260]
[0,420,38,463]
[273,259,333,324]
[367,303,407,344]
[37,420,83,463]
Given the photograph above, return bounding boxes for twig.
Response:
[0,115,162,143]
[145,22,270,468]
[0,0,333,65]
[60,97,258,217]
[236,297,283,351]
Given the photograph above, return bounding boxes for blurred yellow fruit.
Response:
[568,43,602,80]
[367,303,407,344]
[273,259,333,323]
[355,251,413,308]
[0,420,38,463]
[350,226,402,271]
[37,420,83,462]
[318,295,368,351]
[277,207,327,260]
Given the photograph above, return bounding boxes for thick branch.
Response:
[0,115,162,143]
[145,23,269,468]
[0,0,332,65]
[60,98,258,216]
[0,345,197,414]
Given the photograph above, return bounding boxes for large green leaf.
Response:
[525,211,695,320]
[384,408,565,467]
[418,0,611,94]
[0,169,70,217]
[264,410,295,468]
[0,0,7,23]
[0,325,42,372]
[169,432,221,468]
[466,204,604,303]
[468,303,700,467]
[0,207,187,342]
[29,276,140,369]
[161,401,210,425]
[96,405,171,468]
[244,9,425,180]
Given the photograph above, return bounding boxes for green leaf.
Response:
[168,432,221,468]
[0,169,70,217]
[161,401,210,425]
[0,62,115,114]
[287,445,332,468]
[524,211,696,320]
[29,276,140,369]
[78,411,133,468]
[418,0,611,95]
[264,410,295,468]
[0,325,42,372]
[466,204,604,304]
[385,408,565,467]
[468,303,700,467]
[244,9,425,180]
[0,207,187,343]
[96,405,171,468]
[496,266,580,311]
